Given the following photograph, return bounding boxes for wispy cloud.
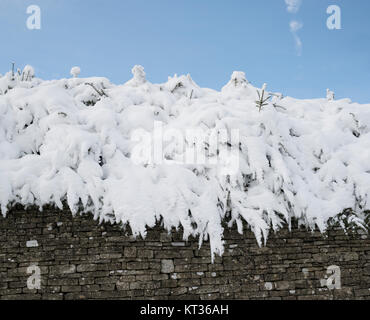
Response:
[285,0,302,13]
[284,1,303,56]
[290,20,303,56]
[290,20,303,33]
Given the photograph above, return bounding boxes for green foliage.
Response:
[255,88,271,112]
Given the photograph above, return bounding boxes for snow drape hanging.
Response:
[0,65,369,259]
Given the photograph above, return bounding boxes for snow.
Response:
[327,88,335,101]
[22,65,35,81]
[70,66,81,78]
[0,65,369,260]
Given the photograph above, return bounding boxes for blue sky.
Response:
[1,0,369,103]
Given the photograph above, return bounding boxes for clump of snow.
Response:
[0,64,40,95]
[222,71,256,99]
[163,73,202,99]
[70,66,81,78]
[327,88,335,101]
[22,65,35,81]
[125,65,146,87]
[227,71,250,90]
[0,66,369,260]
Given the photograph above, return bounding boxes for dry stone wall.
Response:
[0,205,369,300]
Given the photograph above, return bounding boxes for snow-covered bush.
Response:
[125,65,146,86]
[255,83,271,112]
[70,66,81,78]
[21,65,35,81]
[327,88,335,101]
[0,64,40,95]
[221,71,256,100]
[0,66,369,260]
[164,73,202,99]
[230,71,249,87]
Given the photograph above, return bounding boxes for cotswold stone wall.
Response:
[0,205,369,300]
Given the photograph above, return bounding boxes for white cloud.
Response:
[284,1,304,55]
[290,20,303,32]
[290,20,303,56]
[285,0,302,13]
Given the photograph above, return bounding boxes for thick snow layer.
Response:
[0,66,369,259]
